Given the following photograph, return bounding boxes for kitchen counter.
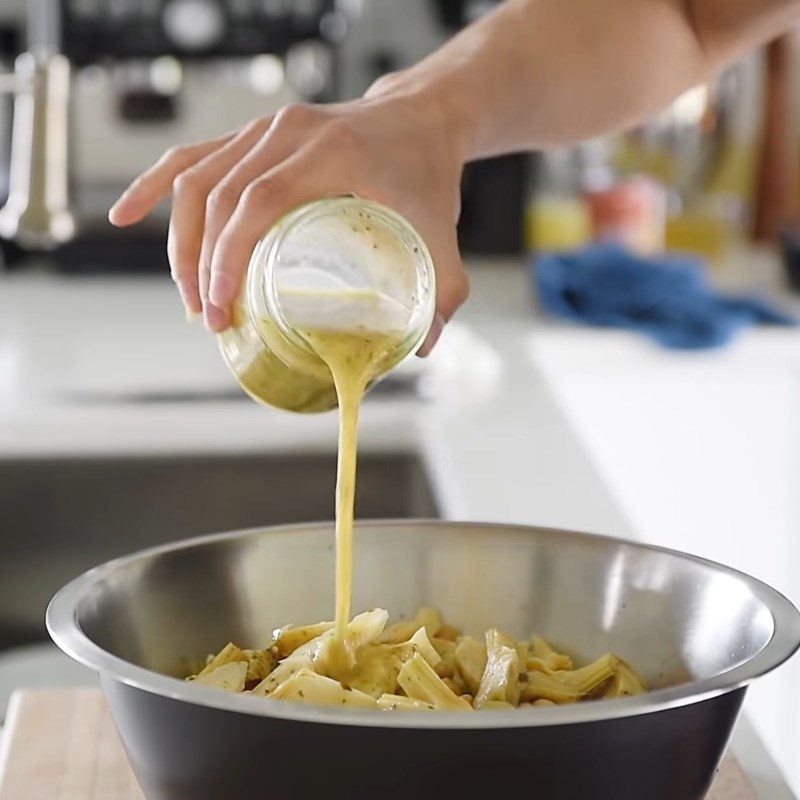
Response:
[0,264,633,533]
[0,256,798,796]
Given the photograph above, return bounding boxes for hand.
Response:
[108,84,470,355]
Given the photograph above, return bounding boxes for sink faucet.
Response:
[0,0,74,249]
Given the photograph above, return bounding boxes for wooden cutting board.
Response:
[0,688,757,799]
[0,689,143,800]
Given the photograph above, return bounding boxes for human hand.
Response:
[108,83,470,355]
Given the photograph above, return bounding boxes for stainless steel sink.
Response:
[0,454,438,650]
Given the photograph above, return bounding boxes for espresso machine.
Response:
[0,0,526,272]
[0,0,342,270]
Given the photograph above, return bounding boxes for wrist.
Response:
[365,68,477,166]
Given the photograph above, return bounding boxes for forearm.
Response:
[379,0,800,159]
[110,0,800,344]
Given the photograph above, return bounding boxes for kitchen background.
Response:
[0,0,799,795]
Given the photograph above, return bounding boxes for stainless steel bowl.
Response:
[47,521,800,800]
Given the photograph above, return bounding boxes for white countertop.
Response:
[0,256,797,796]
[0,263,634,534]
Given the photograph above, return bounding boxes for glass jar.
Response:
[218,198,436,412]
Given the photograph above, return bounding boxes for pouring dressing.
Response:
[218,198,436,646]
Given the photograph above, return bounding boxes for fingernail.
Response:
[177,282,202,319]
[108,192,130,223]
[209,272,235,308]
[416,313,446,358]
[204,303,230,333]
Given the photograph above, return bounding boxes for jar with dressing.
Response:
[218,198,436,412]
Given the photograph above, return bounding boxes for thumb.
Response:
[416,229,469,357]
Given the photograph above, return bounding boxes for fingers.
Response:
[204,142,346,331]
[167,118,273,316]
[416,312,447,358]
[415,228,469,357]
[108,131,235,226]
[197,114,314,326]
[110,101,469,352]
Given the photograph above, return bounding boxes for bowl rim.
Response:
[46,519,800,730]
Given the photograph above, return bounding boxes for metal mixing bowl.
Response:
[47,521,800,800]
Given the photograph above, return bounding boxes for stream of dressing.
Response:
[297,328,404,646]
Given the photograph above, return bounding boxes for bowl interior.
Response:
[71,522,774,691]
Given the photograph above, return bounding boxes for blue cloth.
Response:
[534,244,797,349]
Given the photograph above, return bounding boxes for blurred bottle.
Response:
[528,141,667,256]
[665,195,742,264]
[612,67,758,265]
[526,149,590,253]
[583,176,666,256]
[529,61,759,266]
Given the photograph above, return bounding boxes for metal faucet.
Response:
[0,0,74,249]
